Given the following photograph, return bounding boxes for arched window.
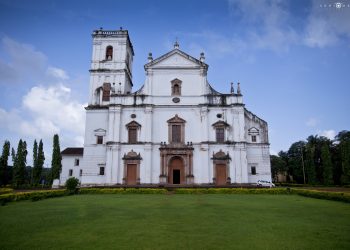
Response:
[173,84,180,95]
[95,87,102,105]
[106,46,113,60]
[171,79,182,96]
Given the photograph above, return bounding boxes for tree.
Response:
[321,142,333,185]
[38,140,45,183]
[270,154,287,182]
[287,141,306,184]
[32,140,38,184]
[0,140,11,186]
[50,134,62,183]
[32,139,45,185]
[305,136,317,184]
[12,140,27,187]
[336,131,350,184]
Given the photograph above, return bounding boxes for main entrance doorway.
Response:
[168,157,184,184]
[216,164,227,185]
[127,164,137,185]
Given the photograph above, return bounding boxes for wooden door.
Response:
[216,164,227,185]
[127,164,137,185]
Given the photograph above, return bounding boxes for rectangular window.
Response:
[97,136,103,144]
[216,128,225,143]
[251,166,256,175]
[99,167,105,175]
[69,169,73,176]
[102,83,111,101]
[79,169,82,176]
[74,158,79,166]
[128,128,137,143]
[252,135,257,142]
[172,125,181,143]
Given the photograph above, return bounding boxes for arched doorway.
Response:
[168,156,185,184]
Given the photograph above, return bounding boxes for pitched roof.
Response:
[61,147,84,155]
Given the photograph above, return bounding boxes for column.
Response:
[105,146,113,184]
[111,144,120,184]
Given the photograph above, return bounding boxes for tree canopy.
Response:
[271,130,350,185]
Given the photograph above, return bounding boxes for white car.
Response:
[257,180,275,188]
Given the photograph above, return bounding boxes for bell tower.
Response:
[88,27,134,105]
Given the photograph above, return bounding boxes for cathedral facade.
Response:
[59,29,271,186]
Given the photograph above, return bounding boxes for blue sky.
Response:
[0,0,349,165]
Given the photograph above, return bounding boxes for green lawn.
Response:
[0,194,349,250]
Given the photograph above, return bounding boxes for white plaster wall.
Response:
[60,155,83,185]
[61,31,272,186]
[79,100,270,185]
[246,145,271,183]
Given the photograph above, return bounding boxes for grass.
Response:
[0,194,349,250]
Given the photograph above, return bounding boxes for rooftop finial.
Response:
[148,52,153,62]
[230,82,234,94]
[174,37,179,49]
[237,82,241,95]
[200,52,205,62]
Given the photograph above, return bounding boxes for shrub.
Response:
[291,189,350,203]
[0,190,68,205]
[79,188,167,195]
[173,188,291,195]
[65,177,80,194]
[0,188,13,195]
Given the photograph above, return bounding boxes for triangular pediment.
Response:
[248,127,260,135]
[126,120,142,128]
[94,128,106,136]
[212,121,230,128]
[145,49,208,69]
[167,114,186,123]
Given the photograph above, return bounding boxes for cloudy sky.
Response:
[0,0,349,166]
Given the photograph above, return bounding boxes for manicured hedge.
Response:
[275,183,307,187]
[0,188,13,195]
[173,188,290,194]
[79,188,167,194]
[0,190,68,205]
[1,187,349,205]
[291,189,350,203]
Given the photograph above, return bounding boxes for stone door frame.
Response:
[122,150,142,185]
[159,144,194,184]
[212,150,231,185]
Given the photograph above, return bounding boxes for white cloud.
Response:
[0,84,85,138]
[228,0,298,52]
[306,117,318,127]
[22,85,85,135]
[0,36,47,84]
[47,66,69,80]
[179,0,350,59]
[0,37,87,167]
[304,0,350,48]
[319,129,336,140]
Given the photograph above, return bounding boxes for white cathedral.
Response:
[59,28,271,186]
